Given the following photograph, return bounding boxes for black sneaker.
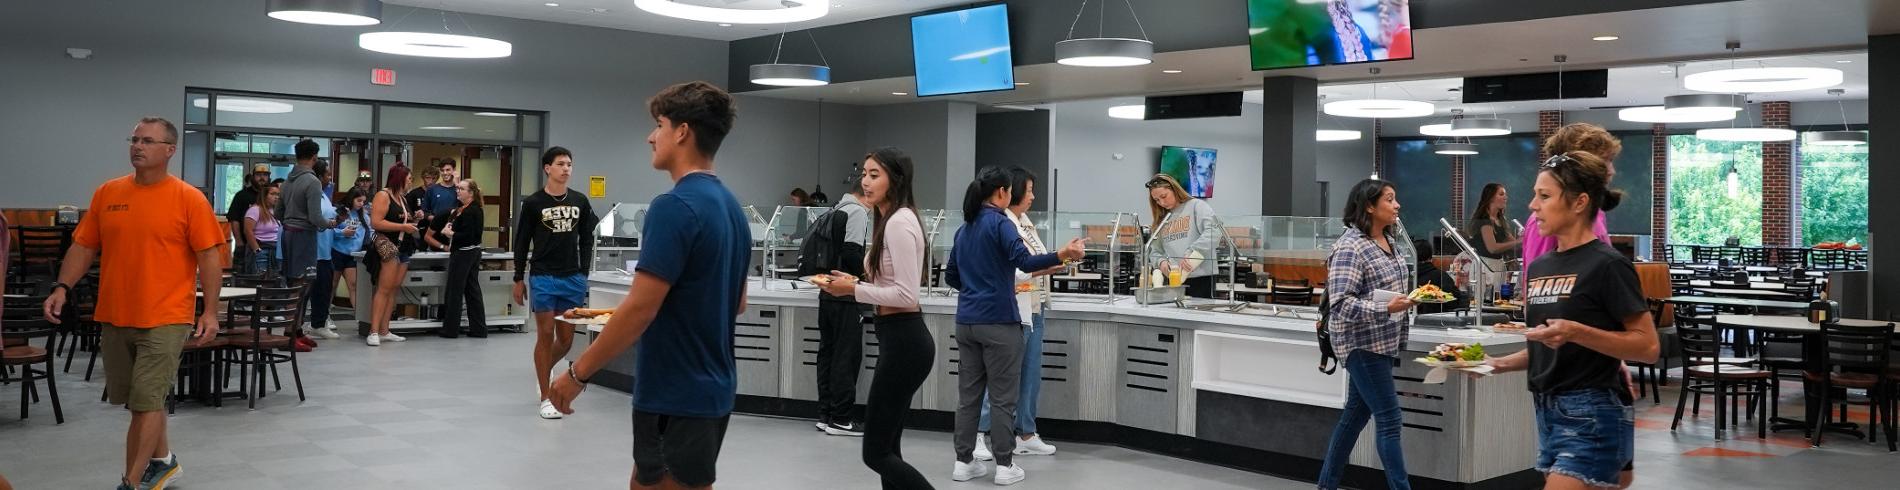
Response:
[822,420,865,437]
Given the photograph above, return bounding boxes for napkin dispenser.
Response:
[1808,299,1840,325]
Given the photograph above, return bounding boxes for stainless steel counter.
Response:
[350,252,527,336]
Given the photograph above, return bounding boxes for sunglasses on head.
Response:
[1541,154,1575,168]
[1146,178,1172,189]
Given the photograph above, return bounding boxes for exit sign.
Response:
[371,68,395,86]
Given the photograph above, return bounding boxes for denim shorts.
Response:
[1534,388,1635,488]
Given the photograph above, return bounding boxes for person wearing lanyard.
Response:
[944,166,1085,486]
[1316,179,1419,490]
[428,178,489,339]
[973,167,1061,462]
[1486,151,1658,490]
[814,147,932,489]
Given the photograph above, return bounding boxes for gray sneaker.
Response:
[139,455,180,489]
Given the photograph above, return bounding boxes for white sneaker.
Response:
[313,327,341,339]
[814,420,826,432]
[365,333,381,346]
[380,332,407,342]
[1013,434,1057,456]
[993,464,1026,486]
[973,433,994,461]
[539,400,564,420]
[951,460,991,482]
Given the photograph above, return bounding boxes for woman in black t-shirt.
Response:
[1485,151,1658,490]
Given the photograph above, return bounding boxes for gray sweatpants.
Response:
[954,322,1025,467]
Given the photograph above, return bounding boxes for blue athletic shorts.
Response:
[529,274,588,313]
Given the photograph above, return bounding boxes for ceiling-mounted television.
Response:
[1247,0,1413,71]
[1159,146,1218,199]
[911,4,1016,97]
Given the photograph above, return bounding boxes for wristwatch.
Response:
[48,282,72,294]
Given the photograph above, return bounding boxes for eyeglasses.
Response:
[1541,154,1575,168]
[126,137,176,146]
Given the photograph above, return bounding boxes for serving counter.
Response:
[578,272,1540,489]
[350,251,528,336]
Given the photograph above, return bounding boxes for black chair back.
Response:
[1675,313,1723,367]
[251,285,307,335]
[1819,322,1894,373]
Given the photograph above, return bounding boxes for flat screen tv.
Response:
[1247,0,1413,71]
[911,4,1016,97]
[1159,146,1218,199]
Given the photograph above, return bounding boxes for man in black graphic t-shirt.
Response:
[513,146,599,420]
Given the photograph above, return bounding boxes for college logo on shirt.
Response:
[106,204,130,212]
[541,205,581,233]
[1156,214,1192,242]
[1526,274,1577,305]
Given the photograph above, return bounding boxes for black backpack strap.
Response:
[1316,248,1340,375]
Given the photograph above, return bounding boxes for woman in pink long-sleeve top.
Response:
[816,148,932,489]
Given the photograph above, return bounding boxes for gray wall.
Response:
[722,97,869,208]
[1047,98,1267,220]
[861,101,976,210]
[0,0,728,210]
[976,110,1054,212]
[1315,116,1380,217]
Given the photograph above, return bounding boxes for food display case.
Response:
[590,202,649,274]
[760,205,834,283]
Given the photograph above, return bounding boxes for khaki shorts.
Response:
[101,324,191,412]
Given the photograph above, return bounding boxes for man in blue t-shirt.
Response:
[547,81,750,490]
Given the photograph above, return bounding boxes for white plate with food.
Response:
[1408,284,1457,304]
[1416,342,1488,368]
[557,308,615,325]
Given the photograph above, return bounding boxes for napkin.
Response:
[1422,363,1495,384]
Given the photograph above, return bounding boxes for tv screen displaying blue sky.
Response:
[911,4,1015,97]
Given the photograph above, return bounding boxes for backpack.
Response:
[796,201,865,277]
[1315,248,1340,375]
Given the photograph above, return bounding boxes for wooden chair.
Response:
[1,312,65,424]
[1671,314,1769,441]
[1808,321,1896,451]
[1627,299,1672,404]
[221,284,308,410]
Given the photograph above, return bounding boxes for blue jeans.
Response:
[1534,389,1634,488]
[251,241,278,275]
[980,313,1044,435]
[1317,350,1410,490]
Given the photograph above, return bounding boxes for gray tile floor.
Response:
[3,331,1895,489]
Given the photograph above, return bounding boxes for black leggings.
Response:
[861,312,936,490]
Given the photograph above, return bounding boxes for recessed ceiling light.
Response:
[1014,82,1029,86]
[1161,69,1183,74]
[891,92,908,96]
[544,2,558,6]
[1835,60,1853,64]
[1592,35,1619,41]
[718,23,732,27]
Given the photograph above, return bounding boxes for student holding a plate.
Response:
[1317,179,1418,490]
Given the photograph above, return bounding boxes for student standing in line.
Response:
[332,189,369,314]
[1486,151,1657,490]
[513,146,599,419]
[1317,179,1419,490]
[973,167,1060,462]
[423,160,460,250]
[244,183,281,274]
[813,166,872,437]
[226,164,271,273]
[303,161,343,340]
[430,178,489,339]
[1144,174,1221,298]
[943,166,1085,486]
[546,81,751,490]
[815,148,932,489]
[365,166,418,346]
[279,139,324,281]
[43,117,224,490]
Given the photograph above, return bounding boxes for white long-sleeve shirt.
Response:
[852,208,924,311]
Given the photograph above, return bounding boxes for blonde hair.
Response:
[1145,173,1193,231]
[1542,123,1622,162]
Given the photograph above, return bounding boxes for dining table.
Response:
[1691,287,1801,299]
[1710,314,1897,436]
[1664,295,1810,312]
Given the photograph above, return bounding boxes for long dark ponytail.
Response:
[962,166,1012,224]
[864,147,916,281]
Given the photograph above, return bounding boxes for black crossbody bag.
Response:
[1315,249,1340,374]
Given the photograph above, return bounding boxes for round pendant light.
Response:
[473,112,516,117]
[635,0,828,24]
[192,97,294,114]
[359,32,511,58]
[1448,118,1512,137]
[1418,123,1456,137]
[1684,67,1843,93]
[1055,38,1154,67]
[1325,99,1435,119]
[749,63,830,87]
[1696,127,1796,142]
[1316,130,1362,141]
[1808,131,1867,146]
[1107,104,1146,120]
[1617,105,1736,124]
[1661,93,1744,119]
[267,0,382,26]
[1434,142,1479,155]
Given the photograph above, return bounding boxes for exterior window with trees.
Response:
[1668,136,1762,246]
[1799,132,1868,247]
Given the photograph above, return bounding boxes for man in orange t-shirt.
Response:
[43,117,224,490]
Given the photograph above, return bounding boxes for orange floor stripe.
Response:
[1683,447,1779,458]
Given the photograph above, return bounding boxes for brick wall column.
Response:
[1650,123,1669,259]
[1760,101,1794,246]
[1537,110,1563,161]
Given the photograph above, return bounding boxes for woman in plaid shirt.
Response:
[1317,179,1420,490]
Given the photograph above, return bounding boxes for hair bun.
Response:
[1597,188,1625,212]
